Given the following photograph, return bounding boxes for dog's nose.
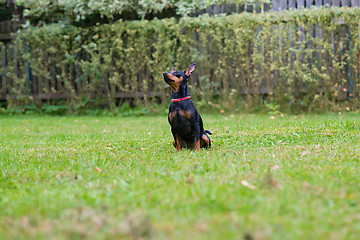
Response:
[163,72,167,76]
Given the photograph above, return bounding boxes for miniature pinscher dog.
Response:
[163,63,212,152]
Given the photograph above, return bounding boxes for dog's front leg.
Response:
[175,134,182,152]
[194,124,201,151]
[171,128,182,152]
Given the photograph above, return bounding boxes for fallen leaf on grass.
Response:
[195,223,208,232]
[300,151,310,158]
[303,181,311,188]
[95,167,102,172]
[241,180,256,189]
[186,176,194,184]
[121,210,153,238]
[271,165,280,170]
[263,171,283,189]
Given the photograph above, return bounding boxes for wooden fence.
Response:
[0,20,18,41]
[273,0,360,10]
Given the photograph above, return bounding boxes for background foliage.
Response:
[13,0,269,24]
[1,7,360,113]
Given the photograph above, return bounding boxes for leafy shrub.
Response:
[41,104,68,115]
[2,7,360,113]
[15,0,270,24]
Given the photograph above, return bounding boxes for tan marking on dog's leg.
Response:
[195,138,200,151]
[175,134,182,152]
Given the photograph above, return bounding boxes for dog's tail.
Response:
[205,130,212,135]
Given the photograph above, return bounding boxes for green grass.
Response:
[1,113,360,239]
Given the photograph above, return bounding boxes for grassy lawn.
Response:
[1,113,359,239]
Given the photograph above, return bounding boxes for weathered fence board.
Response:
[271,0,360,10]
[288,0,296,9]
[324,0,331,6]
[1,45,6,99]
[333,0,341,7]
[0,20,19,40]
[352,0,360,6]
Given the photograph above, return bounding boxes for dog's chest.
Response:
[168,110,194,136]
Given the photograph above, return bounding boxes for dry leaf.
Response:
[303,181,311,188]
[95,167,102,172]
[241,180,255,189]
[186,176,194,184]
[300,151,310,158]
[263,171,283,189]
[271,165,280,170]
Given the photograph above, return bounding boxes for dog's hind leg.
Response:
[200,133,211,149]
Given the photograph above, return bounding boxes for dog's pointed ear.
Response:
[184,63,197,77]
[170,67,176,74]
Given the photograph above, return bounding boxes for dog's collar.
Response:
[171,96,191,103]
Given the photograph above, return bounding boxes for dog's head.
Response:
[163,63,197,95]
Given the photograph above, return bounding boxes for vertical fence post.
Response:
[297,0,304,9]
[26,43,32,97]
[306,0,313,8]
[1,44,6,100]
[273,0,280,11]
[324,0,331,6]
[350,0,360,7]
[341,0,350,6]
[348,28,353,99]
[279,0,288,10]
[289,0,296,9]
[333,0,340,7]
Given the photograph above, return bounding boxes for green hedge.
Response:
[14,0,269,23]
[2,7,360,112]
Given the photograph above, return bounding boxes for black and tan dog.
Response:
[163,63,212,152]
